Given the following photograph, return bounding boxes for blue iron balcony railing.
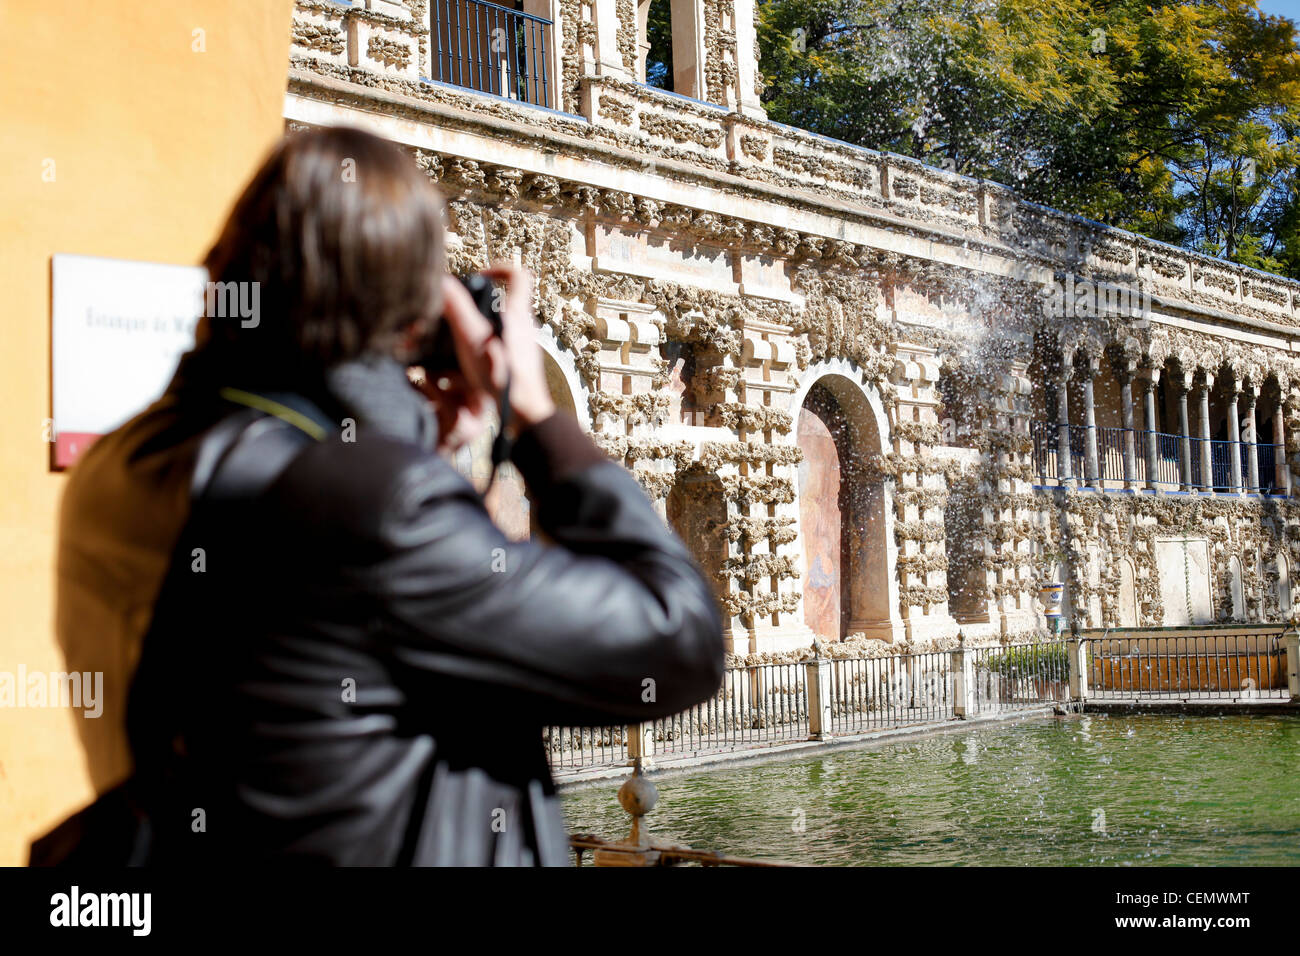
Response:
[1029,420,1287,494]
[429,0,551,108]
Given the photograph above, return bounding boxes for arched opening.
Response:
[636,0,703,97]
[1152,356,1185,487]
[796,376,887,641]
[666,470,728,622]
[1208,365,1239,492]
[639,0,672,89]
[1083,357,1124,481]
[429,0,556,108]
[481,349,580,541]
[1195,367,1224,491]
[1258,375,1285,495]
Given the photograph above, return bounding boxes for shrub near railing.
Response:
[979,643,1071,681]
[972,641,1072,708]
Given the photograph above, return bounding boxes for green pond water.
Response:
[561,714,1300,865]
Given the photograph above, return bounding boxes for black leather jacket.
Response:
[56,352,724,866]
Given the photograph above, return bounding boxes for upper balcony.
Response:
[427,0,553,108]
[287,0,1300,339]
[1029,421,1288,497]
[292,0,559,109]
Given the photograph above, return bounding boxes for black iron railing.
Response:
[826,650,955,734]
[429,0,551,107]
[1030,420,1285,493]
[544,632,1297,775]
[544,643,1067,773]
[970,641,1071,713]
[1083,629,1289,701]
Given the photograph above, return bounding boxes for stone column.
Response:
[729,0,766,118]
[1275,396,1291,495]
[1055,371,1073,486]
[1119,368,1136,488]
[635,0,652,78]
[1177,378,1193,491]
[1246,386,1260,493]
[669,0,706,98]
[512,0,566,108]
[1142,371,1160,490]
[1082,358,1100,488]
[1198,374,1214,494]
[805,658,832,737]
[1228,382,1243,494]
[591,0,633,80]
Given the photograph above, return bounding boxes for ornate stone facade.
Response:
[284,0,1300,657]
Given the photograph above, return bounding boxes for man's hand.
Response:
[411,368,491,454]
[412,264,555,454]
[477,264,555,429]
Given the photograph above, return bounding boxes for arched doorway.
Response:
[666,470,728,618]
[1209,364,1237,492]
[480,348,581,540]
[1258,375,1285,495]
[795,375,887,641]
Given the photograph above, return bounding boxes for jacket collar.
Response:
[324,353,438,452]
[166,347,437,452]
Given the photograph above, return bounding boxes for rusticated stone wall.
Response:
[283,0,1300,658]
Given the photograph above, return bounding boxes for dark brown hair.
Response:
[198,126,446,386]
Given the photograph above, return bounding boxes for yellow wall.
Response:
[0,1,293,865]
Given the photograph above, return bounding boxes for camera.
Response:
[416,273,503,373]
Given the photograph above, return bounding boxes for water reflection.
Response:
[562,714,1300,865]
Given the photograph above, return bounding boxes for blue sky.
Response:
[1257,0,1300,23]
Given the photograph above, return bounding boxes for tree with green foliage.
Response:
[645,0,674,90]
[756,0,1300,279]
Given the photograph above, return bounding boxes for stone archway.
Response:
[483,338,586,540]
[666,470,729,622]
[1257,374,1286,495]
[792,368,893,641]
[536,326,590,426]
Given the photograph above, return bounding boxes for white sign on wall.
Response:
[51,254,207,467]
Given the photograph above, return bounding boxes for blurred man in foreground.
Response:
[46,127,724,866]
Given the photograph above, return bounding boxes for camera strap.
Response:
[216,387,332,441]
[486,375,512,493]
[216,382,515,497]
